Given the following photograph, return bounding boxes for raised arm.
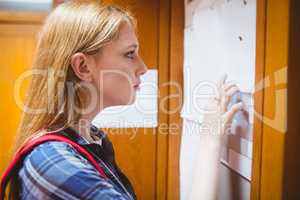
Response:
[187,75,244,200]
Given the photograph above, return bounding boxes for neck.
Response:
[72,93,111,142]
[72,107,103,143]
[71,122,93,142]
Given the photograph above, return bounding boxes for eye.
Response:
[125,50,135,59]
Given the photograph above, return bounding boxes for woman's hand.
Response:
[201,74,244,138]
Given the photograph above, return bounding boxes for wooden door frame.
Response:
[167,0,184,200]
[251,0,291,199]
[157,0,184,200]
[250,0,266,199]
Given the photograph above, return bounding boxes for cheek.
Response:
[99,70,136,105]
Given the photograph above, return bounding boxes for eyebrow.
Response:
[126,44,138,49]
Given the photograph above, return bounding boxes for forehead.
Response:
[113,22,138,47]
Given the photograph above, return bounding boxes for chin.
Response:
[109,90,137,106]
[124,91,137,105]
[125,96,136,105]
[111,96,136,106]
[127,99,136,105]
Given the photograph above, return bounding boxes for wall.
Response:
[180,0,256,199]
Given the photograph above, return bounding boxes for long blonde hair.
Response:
[8,1,135,199]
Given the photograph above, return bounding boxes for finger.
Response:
[224,87,240,106]
[223,102,244,125]
[219,73,228,85]
[222,87,240,112]
[217,73,228,98]
[223,82,238,92]
[227,86,240,97]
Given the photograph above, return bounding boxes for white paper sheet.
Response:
[181,0,256,122]
[181,0,256,198]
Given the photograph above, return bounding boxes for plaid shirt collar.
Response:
[59,126,106,147]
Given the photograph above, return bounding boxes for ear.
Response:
[70,52,93,82]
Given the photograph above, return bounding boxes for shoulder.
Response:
[23,141,91,170]
[18,141,127,200]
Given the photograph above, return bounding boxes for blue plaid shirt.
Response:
[17,127,136,200]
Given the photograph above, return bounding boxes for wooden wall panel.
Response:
[0,11,47,24]
[0,22,41,177]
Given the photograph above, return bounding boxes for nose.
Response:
[136,55,147,76]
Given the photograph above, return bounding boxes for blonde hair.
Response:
[7,1,135,199]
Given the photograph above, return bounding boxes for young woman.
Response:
[3,0,243,199]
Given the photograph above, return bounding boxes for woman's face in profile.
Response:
[89,21,147,108]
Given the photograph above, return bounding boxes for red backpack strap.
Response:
[0,134,107,200]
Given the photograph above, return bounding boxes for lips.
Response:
[134,82,141,90]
